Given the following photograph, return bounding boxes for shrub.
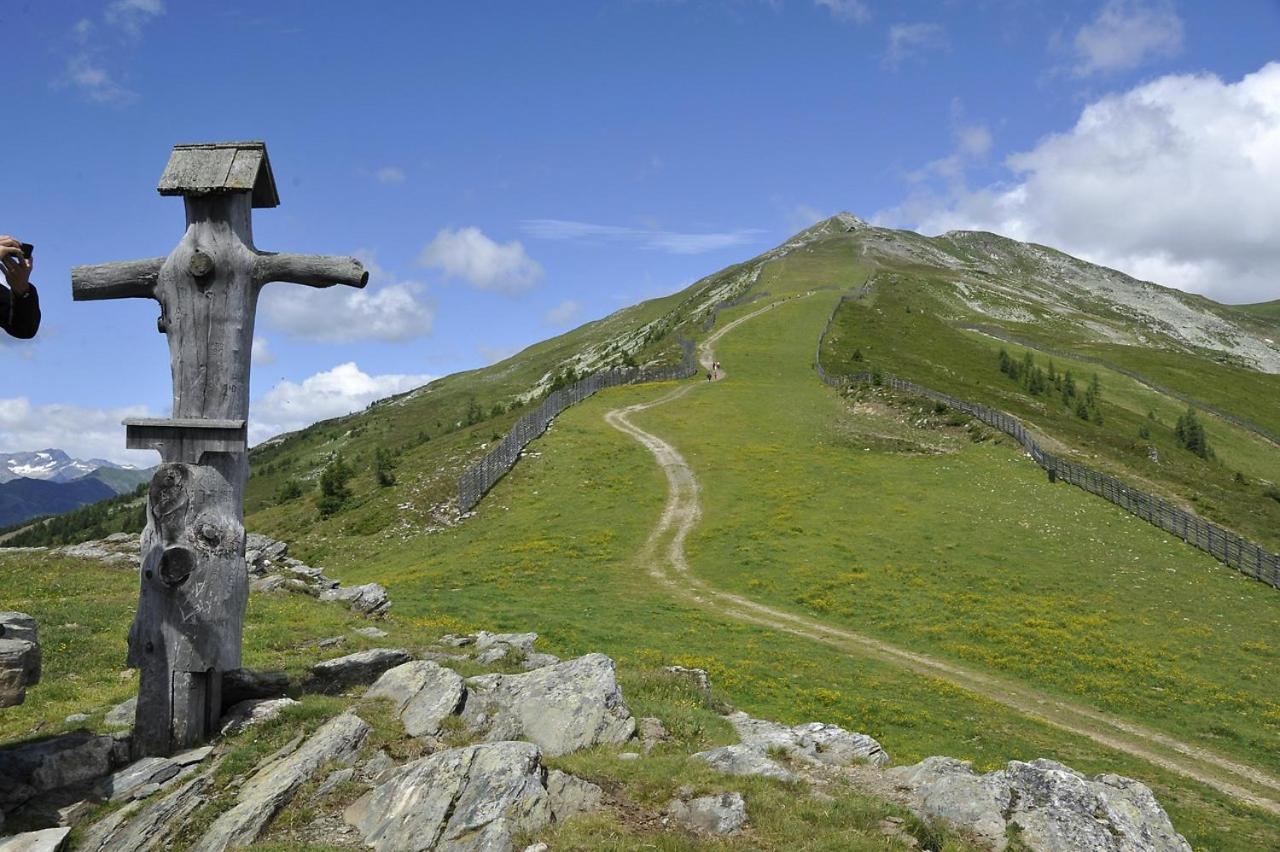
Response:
[275,478,304,503]
[1175,407,1212,459]
[317,454,354,517]
[374,447,397,488]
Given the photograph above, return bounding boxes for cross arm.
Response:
[71,258,165,301]
[252,253,368,290]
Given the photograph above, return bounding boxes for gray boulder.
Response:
[727,711,890,768]
[104,697,136,728]
[546,769,603,822]
[80,763,220,852]
[221,668,290,709]
[306,648,412,693]
[347,741,553,851]
[0,827,72,851]
[0,612,41,708]
[667,791,747,835]
[888,756,1192,852]
[0,731,119,812]
[693,744,796,782]
[460,653,635,756]
[320,582,391,616]
[194,712,370,852]
[365,661,465,738]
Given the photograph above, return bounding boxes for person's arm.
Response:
[0,236,39,339]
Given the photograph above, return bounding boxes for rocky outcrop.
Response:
[460,653,636,756]
[221,668,290,708]
[80,764,221,852]
[103,697,136,728]
[666,791,747,836]
[219,698,299,736]
[193,712,370,852]
[366,661,465,738]
[0,612,41,708]
[346,741,602,851]
[694,711,887,782]
[888,756,1192,852]
[727,711,890,768]
[246,533,390,616]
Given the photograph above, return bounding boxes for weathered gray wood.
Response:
[125,419,247,464]
[73,140,365,757]
[252,253,369,289]
[71,258,165,301]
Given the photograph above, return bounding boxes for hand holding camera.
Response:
[0,235,33,297]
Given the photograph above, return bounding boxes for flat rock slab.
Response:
[887,756,1192,852]
[220,697,299,736]
[693,744,797,782]
[0,827,71,852]
[347,741,552,851]
[728,711,890,768]
[667,791,747,835]
[366,661,465,738]
[193,713,370,852]
[461,653,635,756]
[104,697,136,728]
[546,769,603,822]
[80,764,220,852]
[307,649,412,693]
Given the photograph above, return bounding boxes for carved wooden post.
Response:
[71,142,367,757]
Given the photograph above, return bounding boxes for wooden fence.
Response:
[817,302,1280,589]
[458,338,697,511]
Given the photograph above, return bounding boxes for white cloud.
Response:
[375,166,406,184]
[883,22,948,70]
[543,299,582,327]
[104,0,165,37]
[1071,0,1183,77]
[521,219,764,255]
[0,397,157,467]
[815,0,869,24]
[419,228,543,294]
[261,249,434,342]
[261,282,434,343]
[251,336,275,365]
[880,63,1280,304]
[63,54,136,104]
[250,363,433,443]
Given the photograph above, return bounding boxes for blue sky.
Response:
[4,0,1278,463]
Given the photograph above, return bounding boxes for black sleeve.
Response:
[4,284,40,339]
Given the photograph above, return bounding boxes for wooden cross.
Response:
[71,141,367,757]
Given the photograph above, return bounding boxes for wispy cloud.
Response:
[543,299,582,327]
[375,166,406,184]
[1069,0,1183,77]
[883,22,948,70]
[0,396,157,466]
[521,219,764,255]
[250,363,433,444]
[815,0,870,24]
[59,0,165,104]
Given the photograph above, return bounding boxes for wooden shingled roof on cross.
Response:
[156,141,281,208]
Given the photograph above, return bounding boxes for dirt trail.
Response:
[604,295,1280,816]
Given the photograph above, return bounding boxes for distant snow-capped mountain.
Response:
[0,449,137,484]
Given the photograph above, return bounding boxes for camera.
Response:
[19,243,33,260]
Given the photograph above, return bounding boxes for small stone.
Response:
[359,749,396,782]
[352,626,388,639]
[64,713,90,724]
[438,634,474,647]
[693,744,796,782]
[640,716,668,753]
[104,696,137,728]
[667,791,748,835]
[663,665,712,695]
[547,769,603,821]
[618,752,641,761]
[523,845,550,852]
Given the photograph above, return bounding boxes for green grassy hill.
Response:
[3,215,1278,849]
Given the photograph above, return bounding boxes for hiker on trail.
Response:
[0,235,40,339]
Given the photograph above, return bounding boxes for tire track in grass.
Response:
[604,295,1280,816]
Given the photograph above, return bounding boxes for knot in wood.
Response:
[188,250,215,282]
